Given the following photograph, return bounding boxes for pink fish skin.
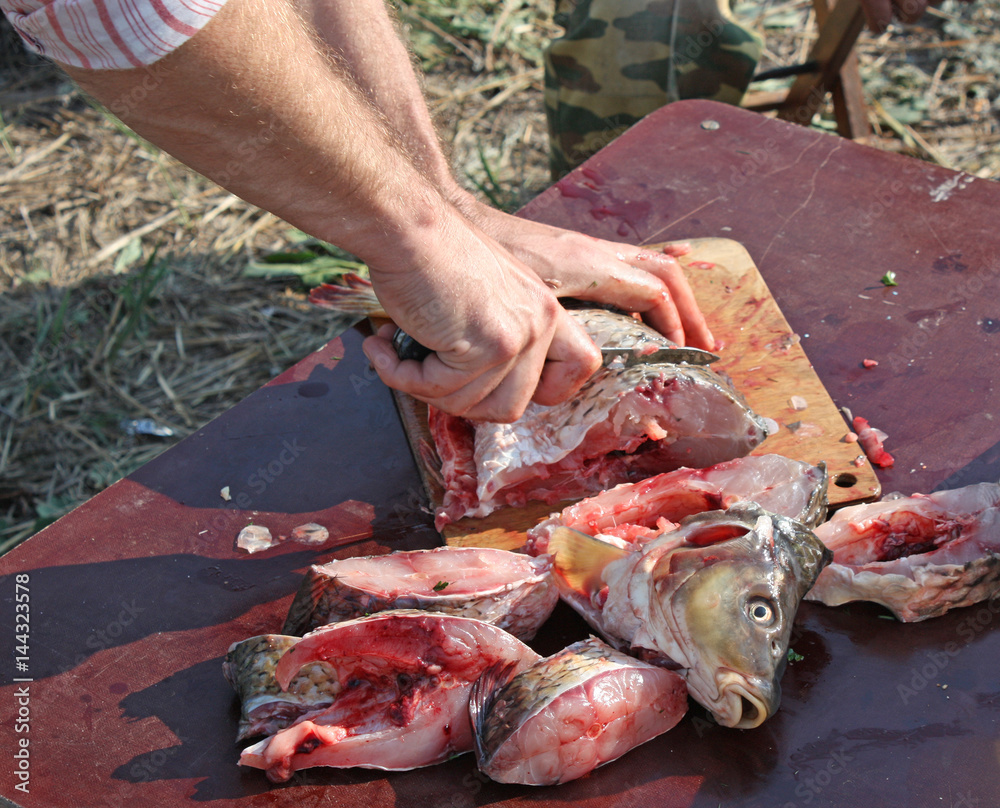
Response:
[470,638,687,786]
[807,482,1000,621]
[853,416,894,468]
[239,610,539,782]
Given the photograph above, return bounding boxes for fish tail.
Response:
[547,527,630,595]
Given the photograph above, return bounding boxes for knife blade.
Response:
[600,345,720,367]
[391,327,719,367]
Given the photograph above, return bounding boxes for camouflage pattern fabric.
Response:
[545,0,762,177]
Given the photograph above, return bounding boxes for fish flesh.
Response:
[542,502,831,728]
[806,482,1000,621]
[223,634,339,741]
[239,610,540,781]
[527,454,828,551]
[282,546,558,640]
[470,637,688,786]
[434,308,772,529]
[853,416,895,469]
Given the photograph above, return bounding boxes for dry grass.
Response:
[0,0,997,551]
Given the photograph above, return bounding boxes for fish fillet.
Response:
[806,482,1000,621]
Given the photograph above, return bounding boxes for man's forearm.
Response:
[63,0,448,269]
[300,0,461,196]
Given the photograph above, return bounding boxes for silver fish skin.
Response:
[239,610,540,782]
[546,502,831,729]
[806,482,1000,621]
[223,635,339,741]
[434,309,772,530]
[527,454,829,552]
[282,546,558,640]
[470,637,687,786]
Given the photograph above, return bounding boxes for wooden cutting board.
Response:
[391,237,881,550]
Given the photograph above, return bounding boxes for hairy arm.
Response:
[300,0,715,351]
[62,0,601,421]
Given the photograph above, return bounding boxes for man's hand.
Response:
[460,198,716,351]
[360,211,602,422]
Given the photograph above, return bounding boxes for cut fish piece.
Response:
[223,634,338,741]
[541,503,830,729]
[806,482,1000,621]
[527,454,828,551]
[433,309,771,530]
[281,546,558,639]
[470,638,687,786]
[240,610,540,782]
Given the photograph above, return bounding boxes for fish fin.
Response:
[307,274,385,316]
[280,565,327,635]
[547,527,630,594]
[469,661,520,763]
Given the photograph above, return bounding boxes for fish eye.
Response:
[747,597,776,626]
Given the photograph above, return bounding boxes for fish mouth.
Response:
[712,671,777,730]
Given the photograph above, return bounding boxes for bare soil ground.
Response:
[0,0,997,551]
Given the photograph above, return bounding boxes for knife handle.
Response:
[391,327,433,362]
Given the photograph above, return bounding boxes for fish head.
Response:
[643,503,831,729]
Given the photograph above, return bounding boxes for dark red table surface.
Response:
[2,99,999,808]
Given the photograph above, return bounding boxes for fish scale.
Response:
[470,637,688,786]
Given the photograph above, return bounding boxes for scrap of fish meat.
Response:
[239,610,540,782]
[224,635,339,741]
[806,482,1000,621]
[282,546,558,640]
[528,454,829,551]
[470,637,687,786]
[433,309,771,530]
[236,524,277,554]
[544,503,831,729]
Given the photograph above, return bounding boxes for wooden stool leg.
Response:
[776,0,865,127]
[814,0,870,139]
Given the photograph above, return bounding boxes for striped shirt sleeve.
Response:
[1,0,227,69]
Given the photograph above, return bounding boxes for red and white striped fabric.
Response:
[1,0,226,69]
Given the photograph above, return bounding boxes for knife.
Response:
[599,345,720,367]
[391,327,719,366]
